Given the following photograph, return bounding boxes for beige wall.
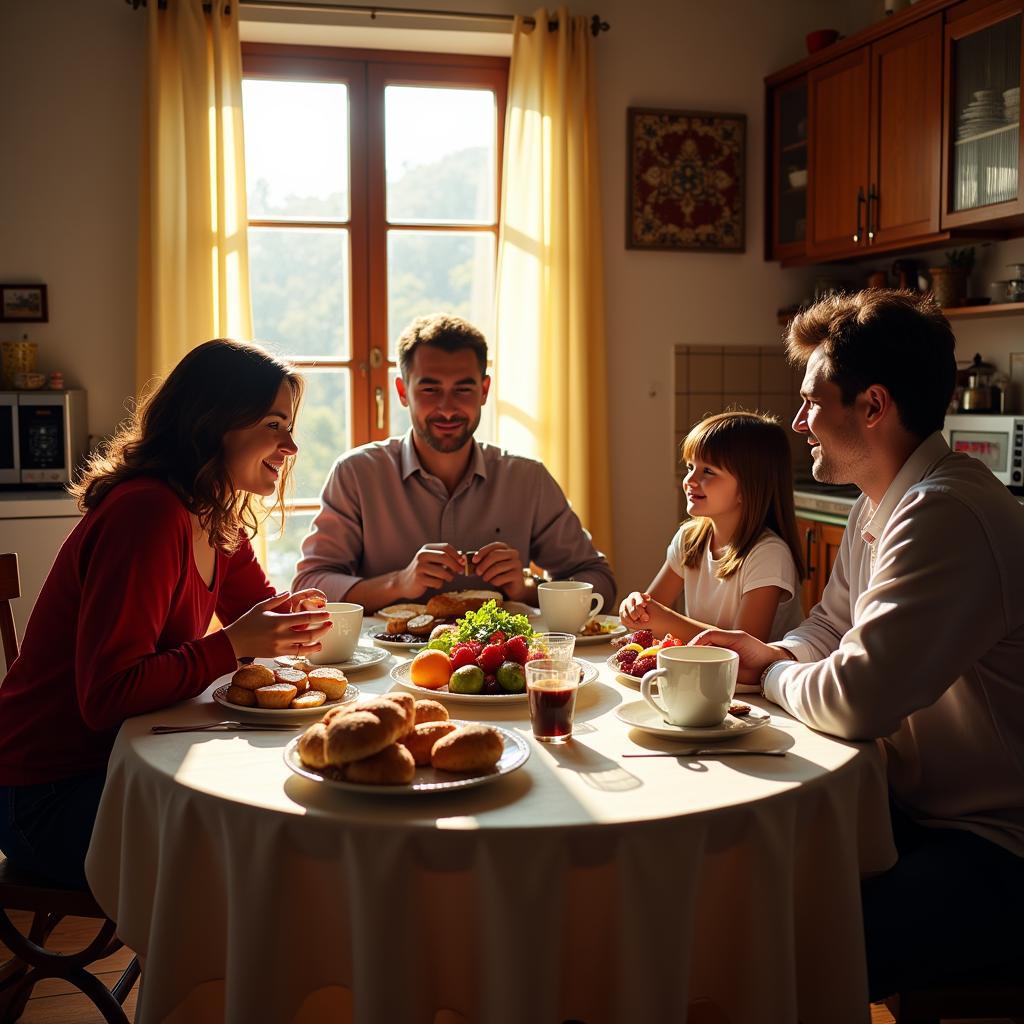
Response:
[19,0,1019,600]
[0,0,143,442]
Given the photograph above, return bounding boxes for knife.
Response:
[622,747,787,758]
[151,721,299,734]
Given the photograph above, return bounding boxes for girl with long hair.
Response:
[0,339,331,888]
[620,410,805,644]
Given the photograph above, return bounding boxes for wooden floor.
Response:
[0,913,1015,1023]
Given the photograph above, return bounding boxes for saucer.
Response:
[616,700,771,741]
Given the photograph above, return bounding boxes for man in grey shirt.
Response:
[693,290,1024,1001]
[293,314,615,613]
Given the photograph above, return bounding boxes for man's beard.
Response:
[413,414,478,453]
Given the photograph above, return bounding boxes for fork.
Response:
[150,721,299,734]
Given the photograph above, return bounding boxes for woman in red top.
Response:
[0,339,331,888]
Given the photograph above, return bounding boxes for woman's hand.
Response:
[223,592,333,660]
[620,591,652,625]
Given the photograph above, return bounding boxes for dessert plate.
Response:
[616,700,770,741]
[283,723,530,794]
[391,658,598,703]
[213,682,360,718]
[275,645,389,674]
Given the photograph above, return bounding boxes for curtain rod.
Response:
[124,0,611,36]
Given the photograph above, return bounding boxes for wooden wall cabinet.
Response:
[805,15,944,261]
[796,515,846,616]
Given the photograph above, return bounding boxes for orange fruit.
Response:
[409,649,452,689]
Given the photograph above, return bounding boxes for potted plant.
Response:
[929,247,974,309]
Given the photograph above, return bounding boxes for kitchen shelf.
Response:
[942,301,1024,319]
[781,140,807,153]
[953,122,1019,147]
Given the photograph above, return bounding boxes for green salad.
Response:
[426,600,535,654]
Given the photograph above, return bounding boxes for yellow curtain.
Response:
[137,0,252,389]
[493,8,613,558]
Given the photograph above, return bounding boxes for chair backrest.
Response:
[0,553,20,675]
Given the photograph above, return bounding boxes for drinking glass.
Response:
[526,658,582,744]
[528,632,576,663]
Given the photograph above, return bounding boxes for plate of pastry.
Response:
[284,711,530,794]
[390,657,599,703]
[529,614,627,645]
[213,662,360,718]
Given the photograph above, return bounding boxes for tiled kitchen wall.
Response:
[674,345,810,521]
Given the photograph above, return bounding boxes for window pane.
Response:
[385,86,496,224]
[386,230,495,359]
[250,227,350,360]
[289,369,350,502]
[243,79,349,221]
[264,510,315,593]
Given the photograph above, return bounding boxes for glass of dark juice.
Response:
[526,658,582,743]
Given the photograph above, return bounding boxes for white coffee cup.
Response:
[537,581,604,635]
[308,602,363,665]
[640,646,739,728]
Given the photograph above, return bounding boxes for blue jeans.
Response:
[0,771,107,890]
[862,800,1024,1000]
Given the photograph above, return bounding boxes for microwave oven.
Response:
[942,413,1023,492]
[0,390,88,486]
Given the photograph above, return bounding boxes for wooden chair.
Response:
[0,552,140,1022]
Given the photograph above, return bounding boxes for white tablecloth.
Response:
[85,633,895,1024]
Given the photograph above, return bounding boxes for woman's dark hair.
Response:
[71,339,303,552]
[785,289,956,439]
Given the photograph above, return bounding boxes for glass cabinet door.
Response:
[774,80,808,253]
[950,11,1021,213]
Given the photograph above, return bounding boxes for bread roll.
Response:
[325,709,402,765]
[425,590,502,619]
[275,667,308,694]
[322,703,356,725]
[405,614,435,637]
[401,720,459,766]
[344,743,415,785]
[298,722,330,769]
[431,724,504,773]
[358,696,410,737]
[232,664,274,691]
[291,689,326,710]
[413,699,449,726]
[386,610,418,634]
[307,667,349,700]
[255,682,298,709]
[380,692,416,736]
[225,684,257,707]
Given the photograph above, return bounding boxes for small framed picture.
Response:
[0,284,49,323]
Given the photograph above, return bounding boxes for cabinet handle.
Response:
[867,185,878,242]
[805,526,817,578]
[852,187,865,244]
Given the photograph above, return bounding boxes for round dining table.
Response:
[85,623,896,1024]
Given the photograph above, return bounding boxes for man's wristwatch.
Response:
[758,659,787,699]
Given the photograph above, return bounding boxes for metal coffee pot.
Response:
[960,353,997,412]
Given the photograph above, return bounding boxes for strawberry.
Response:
[467,640,484,657]
[526,648,547,662]
[450,645,479,671]
[504,635,529,664]
[629,655,657,677]
[488,630,507,645]
[629,629,654,649]
[660,636,684,649]
[477,643,506,675]
[615,648,638,669]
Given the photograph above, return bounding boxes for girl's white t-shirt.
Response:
[666,527,803,642]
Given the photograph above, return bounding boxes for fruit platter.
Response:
[607,629,685,684]
[392,600,597,701]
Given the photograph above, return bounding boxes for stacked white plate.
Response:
[1004,86,1020,125]
[957,89,1005,140]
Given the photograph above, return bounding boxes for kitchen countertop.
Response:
[0,490,81,518]
[793,483,860,519]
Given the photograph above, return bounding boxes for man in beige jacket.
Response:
[693,290,1024,1000]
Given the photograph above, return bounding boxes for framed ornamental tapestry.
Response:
[626,107,746,253]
